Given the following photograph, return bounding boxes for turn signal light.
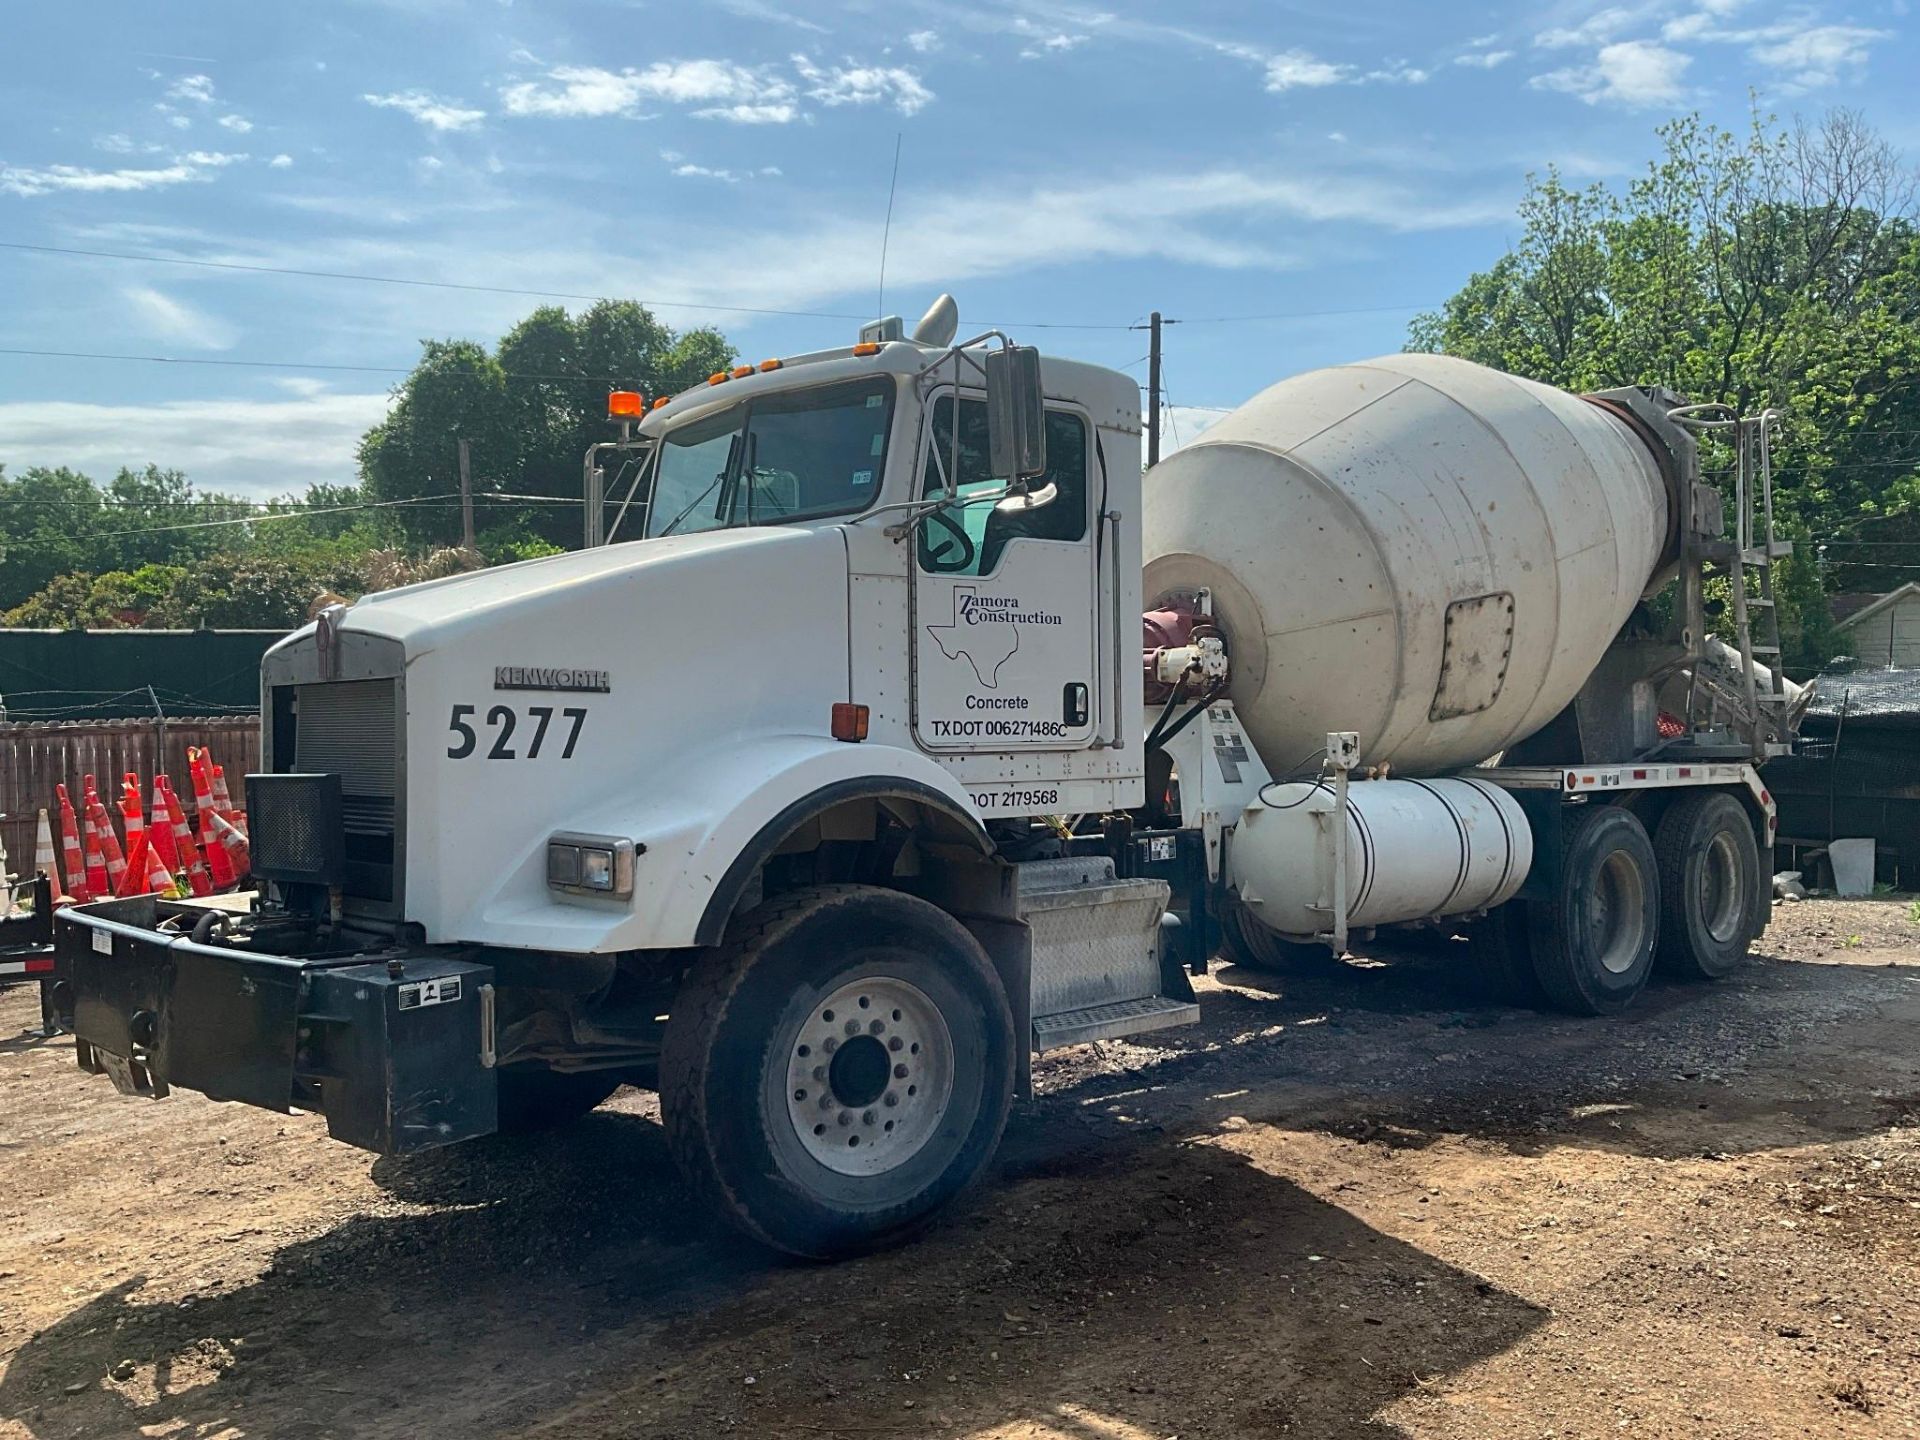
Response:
[852,342,882,356]
[731,365,754,379]
[831,702,870,743]
[607,390,644,418]
[759,358,783,372]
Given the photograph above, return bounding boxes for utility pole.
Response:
[456,438,475,550]
[1132,312,1171,467]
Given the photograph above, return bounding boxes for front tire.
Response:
[1654,792,1760,980]
[1218,896,1340,973]
[1529,804,1659,1016]
[661,884,1015,1259]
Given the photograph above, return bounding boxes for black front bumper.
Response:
[56,896,497,1154]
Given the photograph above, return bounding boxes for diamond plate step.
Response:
[1032,996,1200,1051]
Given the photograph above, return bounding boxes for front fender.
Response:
[469,736,988,953]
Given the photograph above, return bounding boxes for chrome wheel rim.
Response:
[1592,848,1649,976]
[783,975,955,1177]
[1701,830,1743,944]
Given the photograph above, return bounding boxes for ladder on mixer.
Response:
[1726,410,1794,758]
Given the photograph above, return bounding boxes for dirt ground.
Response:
[3,899,1918,1440]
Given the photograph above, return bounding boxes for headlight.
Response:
[546,833,636,898]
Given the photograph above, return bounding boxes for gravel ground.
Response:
[2,898,1918,1440]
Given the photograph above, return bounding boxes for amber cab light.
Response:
[652,395,671,410]
[708,371,729,386]
[852,341,882,357]
[607,390,644,418]
[731,365,754,379]
[831,702,870,743]
[759,358,783,372]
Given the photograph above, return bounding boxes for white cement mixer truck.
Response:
[54,298,1798,1257]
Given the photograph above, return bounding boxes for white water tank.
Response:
[1143,354,1674,777]
[1231,776,1533,938]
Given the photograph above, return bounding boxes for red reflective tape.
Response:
[1632,769,1648,780]
[25,957,54,974]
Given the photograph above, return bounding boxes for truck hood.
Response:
[325,526,846,652]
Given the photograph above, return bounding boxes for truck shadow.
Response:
[0,1124,1547,1440]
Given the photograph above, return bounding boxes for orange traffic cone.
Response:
[115,833,151,897]
[143,839,178,898]
[189,749,235,889]
[209,811,250,883]
[210,761,243,836]
[88,792,128,897]
[82,808,110,898]
[161,780,212,898]
[54,785,87,902]
[148,776,179,872]
[119,772,145,861]
[34,809,65,902]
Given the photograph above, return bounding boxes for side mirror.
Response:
[985,345,1047,480]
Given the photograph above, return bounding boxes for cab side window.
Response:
[916,397,1089,576]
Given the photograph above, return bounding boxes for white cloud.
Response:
[166,114,193,131]
[791,55,934,113]
[1534,9,1638,49]
[166,73,216,104]
[122,285,238,350]
[1366,60,1430,84]
[1264,49,1350,90]
[906,29,941,53]
[692,101,799,124]
[363,90,487,132]
[1748,23,1884,87]
[0,150,243,198]
[670,161,784,182]
[1532,39,1691,106]
[217,114,253,133]
[1454,49,1515,68]
[500,60,789,118]
[1018,31,1087,59]
[501,55,932,122]
[0,391,392,501]
[269,153,294,168]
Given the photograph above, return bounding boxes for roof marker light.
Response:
[731,365,754,379]
[852,342,882,357]
[652,396,671,410]
[759,358,783,372]
[708,372,729,386]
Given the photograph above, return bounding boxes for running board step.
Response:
[1033,996,1201,1051]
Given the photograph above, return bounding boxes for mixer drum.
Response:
[1143,354,1673,776]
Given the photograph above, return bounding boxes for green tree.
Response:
[363,303,734,549]
[1411,107,1920,670]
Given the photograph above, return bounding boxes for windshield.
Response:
[647,376,896,538]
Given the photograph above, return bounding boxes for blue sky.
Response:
[0,0,1913,499]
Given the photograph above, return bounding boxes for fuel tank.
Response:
[1142,354,1675,776]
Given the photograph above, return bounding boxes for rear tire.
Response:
[494,1066,623,1134]
[661,884,1015,1259]
[1218,896,1340,973]
[1529,804,1659,1016]
[1654,792,1760,980]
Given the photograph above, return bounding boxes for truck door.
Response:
[912,390,1101,752]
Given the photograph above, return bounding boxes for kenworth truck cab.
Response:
[57,299,1199,1258]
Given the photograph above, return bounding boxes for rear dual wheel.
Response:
[661,884,1015,1259]
[1653,792,1761,980]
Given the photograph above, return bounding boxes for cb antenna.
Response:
[877,132,903,318]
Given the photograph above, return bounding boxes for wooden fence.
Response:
[0,717,259,882]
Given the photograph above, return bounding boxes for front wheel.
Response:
[1218,896,1340,973]
[661,884,1015,1259]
